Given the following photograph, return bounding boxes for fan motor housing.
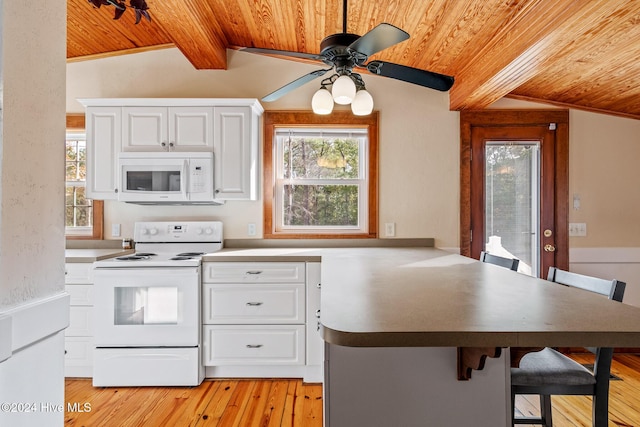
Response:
[320,33,361,67]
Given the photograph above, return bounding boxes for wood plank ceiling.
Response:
[67,0,640,120]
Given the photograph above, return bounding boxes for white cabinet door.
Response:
[122,107,168,151]
[170,107,214,151]
[86,106,121,199]
[123,106,214,152]
[213,106,258,200]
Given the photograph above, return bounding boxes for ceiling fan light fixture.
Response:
[332,75,356,104]
[351,89,374,115]
[312,87,335,115]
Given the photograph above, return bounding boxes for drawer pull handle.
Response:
[246,271,263,275]
[246,302,263,306]
[246,344,263,349]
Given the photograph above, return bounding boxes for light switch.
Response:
[111,223,121,237]
[569,223,587,237]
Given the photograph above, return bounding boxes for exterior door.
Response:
[460,110,569,277]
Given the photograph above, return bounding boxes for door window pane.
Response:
[484,142,540,276]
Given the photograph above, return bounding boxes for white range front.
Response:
[92,221,222,387]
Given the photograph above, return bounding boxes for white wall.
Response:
[1,0,66,309]
[0,0,67,424]
[66,48,461,248]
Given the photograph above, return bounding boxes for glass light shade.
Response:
[351,89,374,115]
[311,88,334,115]
[332,75,356,105]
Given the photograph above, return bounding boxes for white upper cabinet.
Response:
[122,106,214,152]
[84,106,122,200]
[214,106,260,200]
[78,99,263,201]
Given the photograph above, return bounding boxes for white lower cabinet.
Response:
[202,261,323,382]
[64,263,94,377]
[203,325,305,365]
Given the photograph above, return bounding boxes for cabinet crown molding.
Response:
[77,98,264,114]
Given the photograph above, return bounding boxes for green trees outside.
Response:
[282,136,361,227]
[66,139,93,228]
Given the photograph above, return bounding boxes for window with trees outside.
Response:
[66,132,103,239]
[264,111,378,238]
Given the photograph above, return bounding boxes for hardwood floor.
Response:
[65,354,640,427]
[64,379,322,427]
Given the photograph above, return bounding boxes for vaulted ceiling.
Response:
[68,0,640,120]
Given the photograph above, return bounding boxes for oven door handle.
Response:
[246,302,263,306]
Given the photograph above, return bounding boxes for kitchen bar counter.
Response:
[206,246,640,347]
[203,245,640,426]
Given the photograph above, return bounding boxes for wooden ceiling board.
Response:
[67,0,172,59]
[67,0,640,120]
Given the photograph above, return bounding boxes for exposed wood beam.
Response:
[449,0,603,111]
[150,0,228,69]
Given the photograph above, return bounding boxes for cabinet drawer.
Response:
[64,337,94,368]
[203,325,305,366]
[65,263,93,284]
[66,306,93,337]
[203,262,305,283]
[203,284,305,324]
[65,284,94,306]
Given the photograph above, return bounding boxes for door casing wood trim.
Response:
[459,109,569,270]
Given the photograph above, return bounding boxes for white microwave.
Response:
[118,152,222,204]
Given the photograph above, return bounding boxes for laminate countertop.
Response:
[205,246,640,349]
[65,248,133,263]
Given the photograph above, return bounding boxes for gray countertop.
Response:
[65,248,133,263]
[205,245,640,348]
[317,247,640,348]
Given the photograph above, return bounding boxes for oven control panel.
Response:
[134,221,223,243]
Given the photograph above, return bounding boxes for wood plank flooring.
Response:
[65,354,640,427]
[64,379,322,427]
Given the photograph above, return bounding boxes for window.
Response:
[65,131,103,239]
[264,111,378,238]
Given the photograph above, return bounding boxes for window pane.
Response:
[283,137,360,179]
[66,162,78,181]
[75,206,93,227]
[283,185,358,226]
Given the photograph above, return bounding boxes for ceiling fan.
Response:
[240,0,455,106]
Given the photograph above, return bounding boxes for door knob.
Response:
[544,244,556,252]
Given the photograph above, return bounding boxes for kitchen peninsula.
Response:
[205,244,640,427]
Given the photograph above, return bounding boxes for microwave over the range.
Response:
[118,152,222,205]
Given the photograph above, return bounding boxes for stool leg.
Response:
[540,395,552,427]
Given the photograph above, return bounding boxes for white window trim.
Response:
[273,128,369,235]
[65,132,92,236]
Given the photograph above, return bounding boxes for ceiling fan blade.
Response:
[240,47,325,62]
[262,68,332,102]
[366,60,454,92]
[348,23,409,58]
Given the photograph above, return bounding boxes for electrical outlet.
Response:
[569,222,587,237]
[385,222,396,237]
[111,223,121,237]
[247,223,256,237]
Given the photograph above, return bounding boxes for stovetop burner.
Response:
[116,255,152,261]
[171,256,194,260]
[176,252,205,257]
[135,252,157,257]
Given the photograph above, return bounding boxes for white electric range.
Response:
[92,221,222,387]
